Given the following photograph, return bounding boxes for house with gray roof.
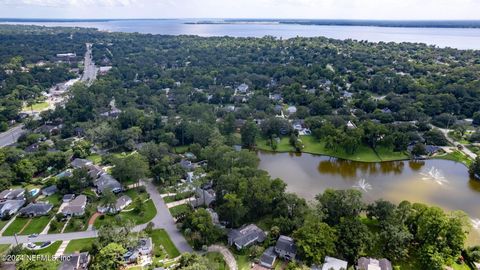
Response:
[321,256,348,270]
[0,200,25,218]
[190,187,216,208]
[63,194,75,202]
[357,257,392,270]
[260,247,277,269]
[97,195,132,214]
[228,224,266,250]
[138,237,153,255]
[19,203,53,217]
[275,235,296,261]
[61,195,87,216]
[41,185,57,197]
[0,189,25,202]
[95,174,123,194]
[86,164,104,179]
[71,158,92,169]
[59,252,90,270]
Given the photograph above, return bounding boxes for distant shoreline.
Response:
[1,18,480,28]
[188,19,480,28]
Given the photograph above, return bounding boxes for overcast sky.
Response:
[0,0,479,20]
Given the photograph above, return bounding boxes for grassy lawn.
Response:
[35,241,62,255]
[0,244,10,254]
[256,135,408,163]
[205,252,228,270]
[163,192,194,203]
[22,101,49,112]
[86,154,102,165]
[21,216,51,235]
[0,220,9,231]
[375,146,409,161]
[64,238,95,253]
[3,217,30,236]
[174,145,189,154]
[235,254,251,270]
[168,204,191,218]
[150,229,180,258]
[436,150,472,166]
[94,199,156,228]
[43,194,62,207]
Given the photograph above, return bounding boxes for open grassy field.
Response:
[150,229,180,258]
[64,238,95,253]
[256,135,409,163]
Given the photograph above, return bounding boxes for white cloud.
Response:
[0,0,479,19]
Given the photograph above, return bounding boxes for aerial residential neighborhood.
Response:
[1,1,480,269]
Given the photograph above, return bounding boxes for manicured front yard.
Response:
[168,204,191,218]
[64,238,95,253]
[163,191,194,203]
[0,220,8,231]
[35,241,62,255]
[94,199,157,228]
[256,135,408,163]
[21,216,51,235]
[234,254,251,270]
[3,217,30,236]
[150,229,180,258]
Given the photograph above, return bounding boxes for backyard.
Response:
[256,135,409,162]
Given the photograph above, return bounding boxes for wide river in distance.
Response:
[258,151,480,245]
[3,19,480,50]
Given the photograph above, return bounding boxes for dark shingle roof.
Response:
[275,235,296,254]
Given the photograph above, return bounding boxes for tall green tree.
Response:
[293,217,337,265]
[241,120,258,148]
[91,243,127,270]
[111,154,149,184]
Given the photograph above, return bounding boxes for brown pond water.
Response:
[258,151,480,245]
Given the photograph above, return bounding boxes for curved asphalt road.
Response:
[0,125,25,148]
[0,180,193,253]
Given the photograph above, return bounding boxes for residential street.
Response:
[134,180,193,253]
[81,43,97,85]
[0,179,193,253]
[437,127,477,159]
[0,125,25,148]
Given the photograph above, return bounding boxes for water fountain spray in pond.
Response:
[472,218,480,230]
[353,178,372,192]
[420,166,448,185]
